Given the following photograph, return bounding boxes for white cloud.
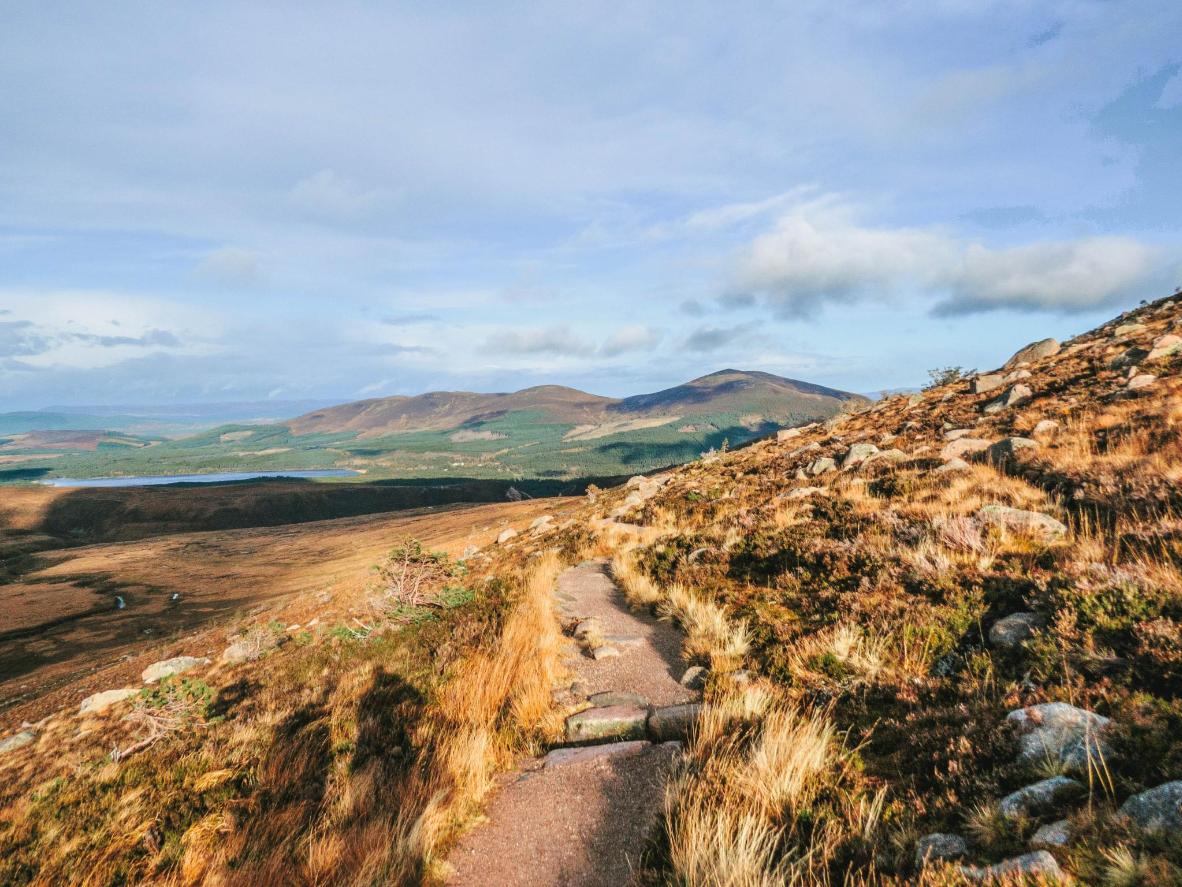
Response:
[196,247,262,286]
[733,197,1162,317]
[599,325,661,357]
[289,169,383,220]
[483,325,594,357]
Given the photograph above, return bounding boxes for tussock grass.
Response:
[662,583,750,671]
[611,550,664,609]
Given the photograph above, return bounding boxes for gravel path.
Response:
[446,559,695,887]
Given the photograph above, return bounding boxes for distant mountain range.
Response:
[1,370,866,483]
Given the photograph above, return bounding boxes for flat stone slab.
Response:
[543,740,651,769]
[0,731,35,755]
[79,687,140,716]
[647,702,703,741]
[141,655,210,684]
[587,691,648,708]
[565,705,648,744]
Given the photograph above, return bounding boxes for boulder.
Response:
[647,703,703,741]
[79,687,139,716]
[914,833,969,869]
[1006,702,1111,774]
[496,528,519,544]
[1126,374,1156,390]
[959,851,1063,883]
[989,612,1043,648]
[141,656,210,684]
[543,740,650,769]
[808,457,836,476]
[944,428,975,440]
[785,486,826,500]
[1005,338,1060,368]
[1032,419,1060,438]
[529,514,554,531]
[1148,334,1182,361]
[1004,369,1033,383]
[941,438,992,461]
[841,443,879,469]
[565,705,648,744]
[935,457,971,474]
[1114,322,1146,337]
[590,645,620,661]
[867,448,908,464]
[776,428,802,441]
[977,505,1067,539]
[1030,820,1071,849]
[790,441,821,458]
[221,632,280,665]
[998,776,1086,818]
[0,730,35,755]
[985,437,1039,462]
[983,384,1033,414]
[1118,781,1182,835]
[972,374,1006,394]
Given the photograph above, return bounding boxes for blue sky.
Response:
[2,1,1180,410]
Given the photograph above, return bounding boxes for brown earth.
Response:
[0,496,571,730]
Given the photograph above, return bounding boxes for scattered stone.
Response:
[1006,702,1111,774]
[985,437,1040,462]
[0,731,35,755]
[914,833,969,869]
[647,703,703,741]
[587,690,649,708]
[941,438,992,461]
[790,441,822,458]
[935,457,971,474]
[1004,369,1033,383]
[1030,820,1072,849]
[944,428,975,440]
[808,456,836,476]
[1126,373,1157,390]
[999,776,1086,818]
[591,645,621,661]
[221,633,279,665]
[565,705,648,744]
[1005,338,1060,368]
[1032,419,1060,438]
[496,528,519,544]
[1114,322,1146,337]
[529,515,554,531]
[841,443,879,469]
[543,740,650,769]
[959,851,1063,883]
[983,384,1033,414]
[1118,781,1182,835]
[989,612,1043,648]
[141,656,210,684]
[79,688,139,716]
[1148,334,1182,361]
[785,486,825,500]
[776,427,802,441]
[679,666,708,690]
[867,448,908,464]
[977,505,1067,539]
[973,374,1006,394]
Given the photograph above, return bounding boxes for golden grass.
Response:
[663,583,750,672]
[611,550,664,609]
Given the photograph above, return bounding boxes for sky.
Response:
[2,1,1181,410]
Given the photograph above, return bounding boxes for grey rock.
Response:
[867,448,908,464]
[1005,338,1060,368]
[1118,781,1182,835]
[141,655,210,684]
[973,374,1006,394]
[776,427,802,441]
[1148,334,1182,361]
[1032,419,1060,438]
[907,393,923,407]
[647,703,704,741]
[986,437,1040,462]
[1030,820,1071,849]
[1114,322,1146,337]
[544,740,651,769]
[915,833,969,869]
[79,687,139,716]
[959,851,1063,883]
[590,645,620,660]
[941,437,993,461]
[0,730,35,755]
[565,705,648,744]
[935,457,972,474]
[1127,373,1157,390]
[496,527,519,544]
[1004,368,1033,383]
[841,443,879,469]
[1006,702,1111,774]
[573,618,602,640]
[790,441,822,458]
[989,612,1043,648]
[808,456,836,476]
[944,428,975,440]
[999,776,1086,818]
[679,666,708,690]
[785,486,825,500]
[977,505,1067,539]
[983,384,1033,414]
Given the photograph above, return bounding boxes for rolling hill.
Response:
[2,370,866,483]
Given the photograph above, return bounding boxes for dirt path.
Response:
[446,559,698,887]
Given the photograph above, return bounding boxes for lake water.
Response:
[40,469,360,488]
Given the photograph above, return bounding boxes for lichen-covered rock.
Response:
[983,384,1033,414]
[986,437,1039,462]
[989,612,1043,648]
[1032,419,1060,438]
[998,776,1086,818]
[141,655,210,684]
[841,443,879,469]
[972,374,1005,394]
[496,527,519,544]
[565,705,648,744]
[935,457,971,474]
[1006,702,1111,774]
[944,428,975,440]
[1148,333,1182,361]
[0,731,35,755]
[941,438,992,461]
[959,851,1063,883]
[79,687,139,716]
[1004,368,1032,383]
[977,505,1067,539]
[1030,820,1071,849]
[914,833,969,869]
[1113,322,1146,337]
[587,690,648,708]
[647,703,703,741]
[785,486,826,500]
[808,456,836,475]
[1126,373,1157,390]
[1005,338,1060,368]
[1118,781,1182,835]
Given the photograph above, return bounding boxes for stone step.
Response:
[565,705,648,744]
[647,703,703,741]
[588,691,648,708]
[543,740,651,769]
